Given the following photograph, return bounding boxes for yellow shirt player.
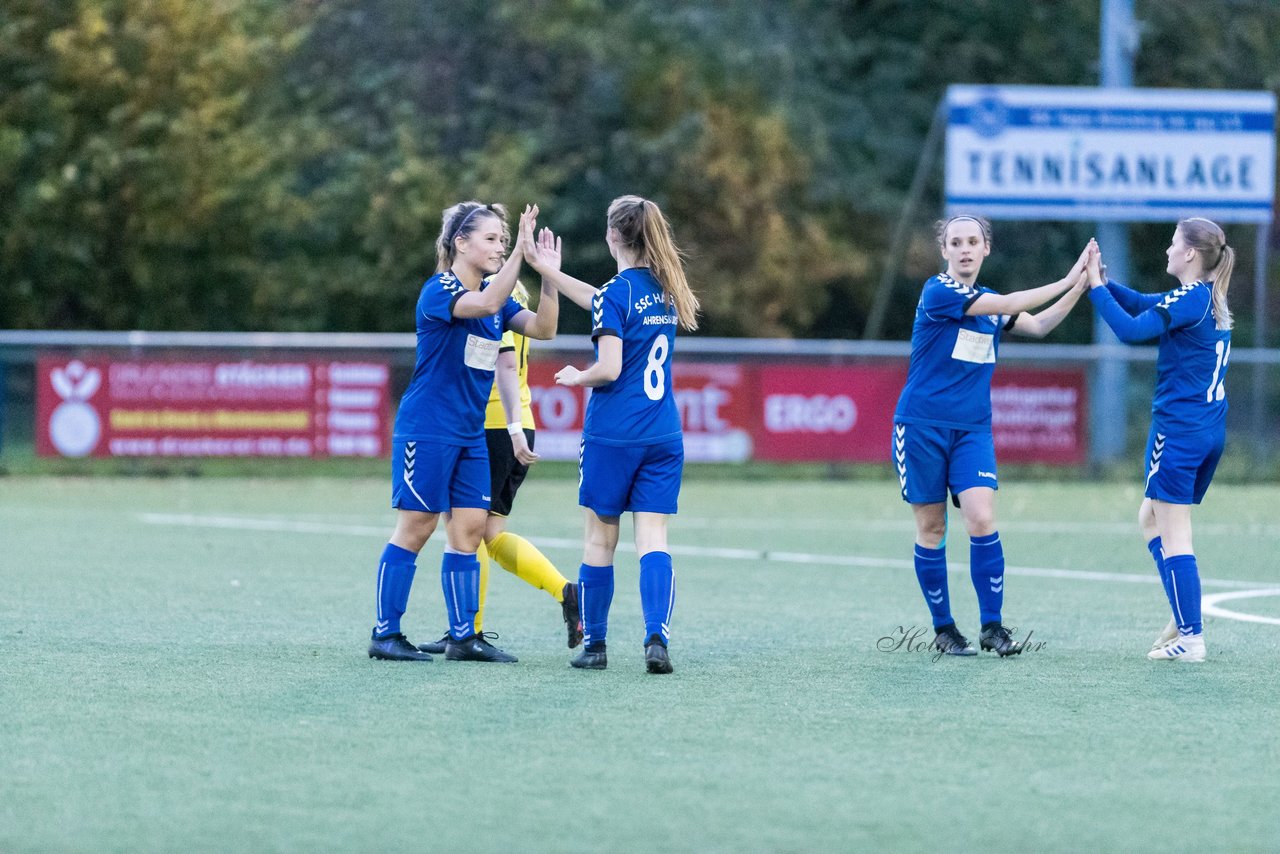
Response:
[419,282,582,658]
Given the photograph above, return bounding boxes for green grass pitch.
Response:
[3,474,1279,852]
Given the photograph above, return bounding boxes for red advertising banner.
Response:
[753,365,907,461]
[36,358,389,458]
[526,357,1086,466]
[526,359,756,462]
[990,368,1088,464]
[36,354,1083,464]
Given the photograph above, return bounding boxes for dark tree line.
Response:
[2,1,1277,341]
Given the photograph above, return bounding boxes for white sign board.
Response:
[945,85,1276,223]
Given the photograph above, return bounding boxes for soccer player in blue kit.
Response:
[414,278,583,658]
[1087,218,1235,663]
[893,215,1092,657]
[367,201,561,662]
[522,195,699,674]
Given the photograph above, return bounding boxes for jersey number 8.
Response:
[644,334,669,401]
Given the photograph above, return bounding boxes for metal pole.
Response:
[1091,0,1137,467]
[1252,222,1271,458]
[863,100,947,340]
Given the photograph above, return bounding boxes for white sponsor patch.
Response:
[463,335,500,370]
[951,328,995,364]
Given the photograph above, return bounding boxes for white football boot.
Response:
[1147,633,1205,662]
[1150,616,1178,651]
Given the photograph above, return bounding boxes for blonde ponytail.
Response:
[608,195,700,331]
[1178,217,1234,331]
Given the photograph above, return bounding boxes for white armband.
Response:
[506,422,523,435]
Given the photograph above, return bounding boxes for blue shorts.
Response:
[391,439,490,513]
[579,437,684,517]
[893,422,998,505]
[1143,424,1224,505]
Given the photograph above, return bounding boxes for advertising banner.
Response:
[35,354,1085,465]
[752,365,906,462]
[526,358,1087,466]
[526,360,755,463]
[36,358,389,458]
[524,361,1085,468]
[990,368,1088,464]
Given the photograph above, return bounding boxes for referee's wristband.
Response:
[506,422,524,435]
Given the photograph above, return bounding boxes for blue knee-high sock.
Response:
[913,544,952,629]
[578,563,614,652]
[374,543,418,638]
[1165,553,1203,635]
[1148,536,1175,613]
[970,532,1005,626]
[639,551,674,645]
[441,551,480,640]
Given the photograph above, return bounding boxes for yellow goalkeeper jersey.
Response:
[484,281,536,430]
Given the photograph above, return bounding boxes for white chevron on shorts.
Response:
[403,441,430,510]
[894,424,908,499]
[1145,433,1166,489]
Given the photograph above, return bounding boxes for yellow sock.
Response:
[475,541,490,634]
[489,532,570,601]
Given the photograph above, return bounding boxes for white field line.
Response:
[677,517,1280,537]
[127,510,1280,539]
[1201,589,1280,627]
[137,512,1274,592]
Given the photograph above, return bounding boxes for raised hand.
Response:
[1086,238,1105,287]
[515,204,539,253]
[1067,240,1093,281]
[527,227,562,274]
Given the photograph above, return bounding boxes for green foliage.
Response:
[0,0,1276,338]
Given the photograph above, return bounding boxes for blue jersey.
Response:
[894,274,1014,431]
[393,271,524,444]
[582,267,681,447]
[1089,280,1230,434]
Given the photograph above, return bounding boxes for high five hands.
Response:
[516,204,539,251]
[523,226,562,275]
[1085,238,1107,288]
